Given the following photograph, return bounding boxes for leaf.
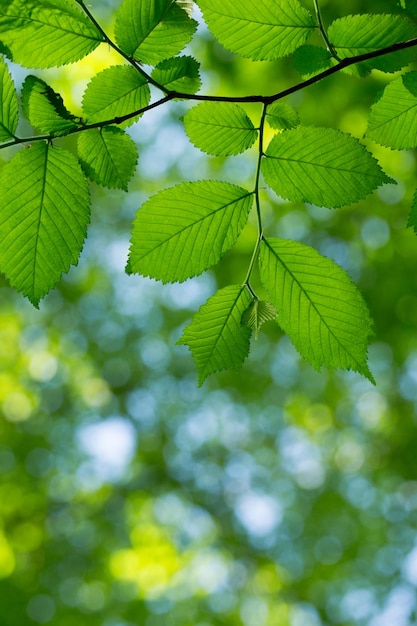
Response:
[82,65,150,128]
[198,0,315,61]
[0,0,103,68]
[114,0,197,66]
[328,14,417,73]
[183,102,258,156]
[78,127,138,191]
[407,188,417,234]
[366,72,417,149]
[266,102,300,130]
[127,181,253,283]
[292,45,333,78]
[178,285,252,385]
[241,299,277,339]
[262,126,393,209]
[176,0,193,16]
[21,75,79,135]
[0,142,90,306]
[405,0,417,18]
[152,56,201,94]
[0,55,18,141]
[258,238,375,381]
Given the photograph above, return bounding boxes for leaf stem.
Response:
[243,237,262,297]
[242,104,268,294]
[254,104,267,233]
[313,0,342,61]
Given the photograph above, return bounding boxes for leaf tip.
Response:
[363,364,376,386]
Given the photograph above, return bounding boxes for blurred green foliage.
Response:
[1,1,417,625]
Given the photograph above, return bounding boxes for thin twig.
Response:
[0,95,175,149]
[313,0,342,61]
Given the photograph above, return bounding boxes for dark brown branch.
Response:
[2,35,417,150]
[0,95,175,149]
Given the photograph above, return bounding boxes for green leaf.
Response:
[114,0,197,66]
[183,102,258,156]
[292,45,333,78]
[198,0,316,61]
[128,181,253,283]
[407,188,417,234]
[0,0,103,68]
[151,56,201,94]
[0,56,18,141]
[178,285,252,385]
[328,14,417,73]
[78,127,138,191]
[266,102,300,130]
[366,72,417,149]
[21,75,79,135]
[0,142,90,306]
[82,65,150,128]
[241,299,278,339]
[262,126,393,209]
[259,238,374,381]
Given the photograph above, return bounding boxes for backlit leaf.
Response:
[82,65,150,128]
[0,142,90,306]
[259,238,374,381]
[266,102,300,130]
[178,285,252,385]
[128,181,253,283]
[262,126,392,208]
[183,102,258,155]
[114,0,197,66]
[328,14,417,73]
[407,189,417,234]
[0,55,18,141]
[78,127,138,191]
[366,72,417,149]
[152,56,201,94]
[198,0,315,61]
[0,0,103,68]
[21,75,79,135]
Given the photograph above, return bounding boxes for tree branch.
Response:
[0,95,175,149]
[2,35,417,151]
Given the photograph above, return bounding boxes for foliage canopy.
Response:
[1,0,417,384]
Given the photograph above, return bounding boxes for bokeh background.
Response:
[1,1,417,624]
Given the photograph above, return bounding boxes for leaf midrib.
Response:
[202,5,312,30]
[132,0,183,53]
[264,239,366,369]
[4,11,101,42]
[201,286,248,378]
[32,144,49,300]
[136,191,253,262]
[265,153,376,177]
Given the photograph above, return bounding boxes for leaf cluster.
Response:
[1,0,417,384]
